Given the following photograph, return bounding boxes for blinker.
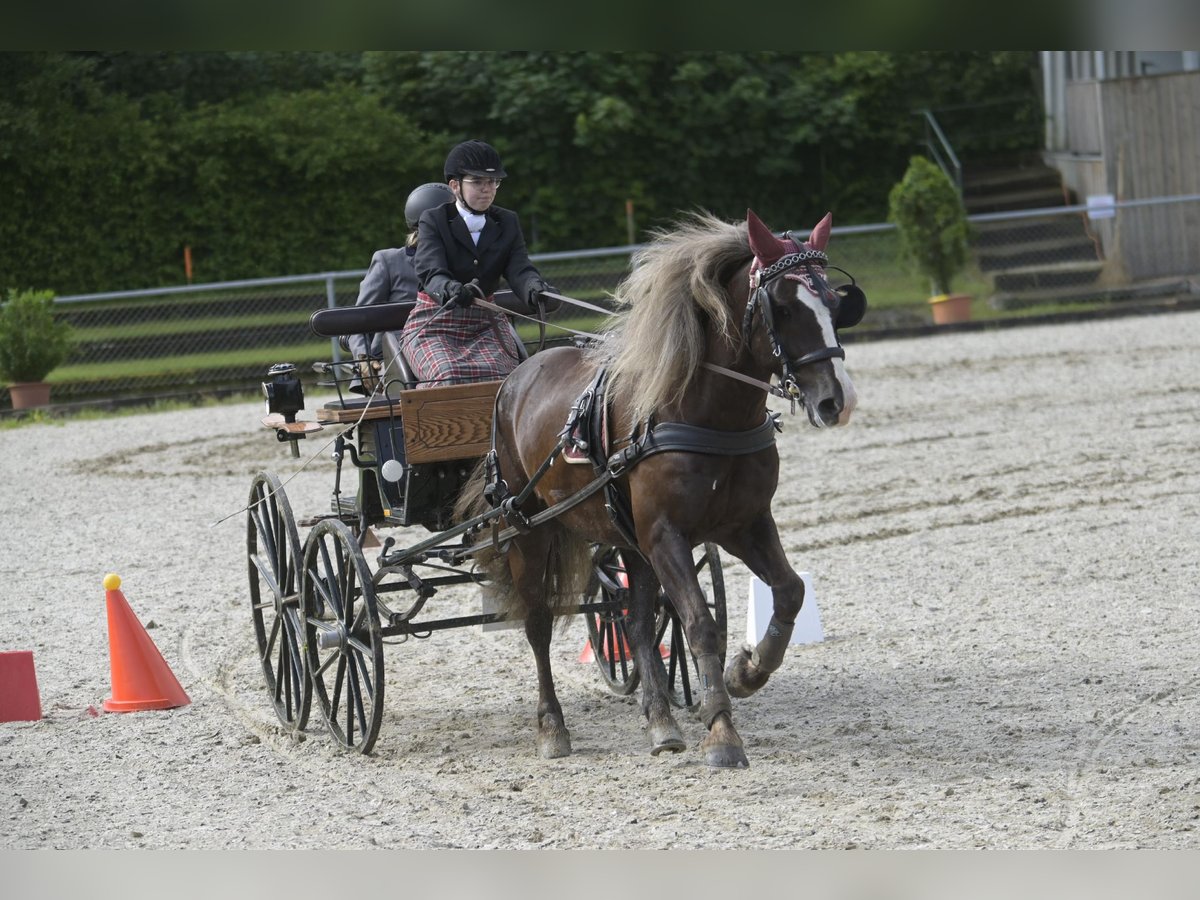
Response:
[834,284,867,329]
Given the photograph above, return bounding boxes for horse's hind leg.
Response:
[621,553,686,756]
[509,531,572,759]
[720,514,804,699]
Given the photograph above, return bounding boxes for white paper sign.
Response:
[745,573,824,646]
[1086,193,1116,220]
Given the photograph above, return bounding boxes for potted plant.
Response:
[888,155,973,325]
[0,288,74,409]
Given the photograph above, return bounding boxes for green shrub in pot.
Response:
[0,288,74,384]
[887,156,971,299]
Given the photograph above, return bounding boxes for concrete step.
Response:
[989,276,1195,310]
[991,260,1104,293]
[963,165,1063,197]
[965,185,1069,214]
[976,236,1100,271]
[971,215,1091,247]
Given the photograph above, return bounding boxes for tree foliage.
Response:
[0,51,1040,295]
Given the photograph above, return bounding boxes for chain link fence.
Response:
[5,195,1199,409]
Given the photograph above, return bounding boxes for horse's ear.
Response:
[746,209,784,264]
[807,212,833,252]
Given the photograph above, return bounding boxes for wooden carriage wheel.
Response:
[246,471,310,732]
[300,519,385,754]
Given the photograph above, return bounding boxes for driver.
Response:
[401,140,556,385]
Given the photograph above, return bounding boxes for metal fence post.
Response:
[326,275,341,363]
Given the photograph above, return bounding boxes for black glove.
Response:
[440,281,473,308]
[528,280,562,312]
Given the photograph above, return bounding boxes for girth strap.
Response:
[607,413,778,476]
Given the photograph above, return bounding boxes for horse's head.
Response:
[744,209,862,428]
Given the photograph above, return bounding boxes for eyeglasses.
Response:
[461,177,502,189]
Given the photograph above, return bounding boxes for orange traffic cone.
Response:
[579,566,669,663]
[101,574,190,713]
[0,650,42,722]
[578,627,635,664]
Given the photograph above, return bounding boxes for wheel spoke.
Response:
[283,610,305,696]
[348,656,366,745]
[273,635,287,704]
[329,653,346,724]
[264,610,281,664]
[314,644,339,678]
[309,572,336,620]
[347,643,375,701]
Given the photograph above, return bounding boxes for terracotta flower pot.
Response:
[8,381,52,410]
[929,293,972,325]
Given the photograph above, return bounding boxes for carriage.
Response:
[246,209,863,767]
[248,290,728,756]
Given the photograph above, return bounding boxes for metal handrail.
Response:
[916,108,962,194]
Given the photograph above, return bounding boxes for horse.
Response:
[458,208,863,768]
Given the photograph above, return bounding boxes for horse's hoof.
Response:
[704,744,750,769]
[648,729,686,758]
[537,727,572,759]
[724,647,769,699]
[648,721,686,756]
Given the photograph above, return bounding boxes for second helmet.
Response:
[404,182,455,229]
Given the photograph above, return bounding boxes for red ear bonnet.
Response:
[746,209,788,265]
[748,209,833,262]
[807,212,832,252]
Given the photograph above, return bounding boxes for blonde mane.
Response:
[588,211,752,423]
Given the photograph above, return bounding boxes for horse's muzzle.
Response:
[806,370,856,428]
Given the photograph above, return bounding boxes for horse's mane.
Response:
[588,210,751,423]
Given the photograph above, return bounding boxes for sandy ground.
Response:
[3,310,1200,850]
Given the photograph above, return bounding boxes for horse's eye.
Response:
[774,303,791,320]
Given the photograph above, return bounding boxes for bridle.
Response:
[740,237,854,400]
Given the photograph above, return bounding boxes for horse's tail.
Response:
[454,457,593,630]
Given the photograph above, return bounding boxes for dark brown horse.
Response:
[460,209,861,768]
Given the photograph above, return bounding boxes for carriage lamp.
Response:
[262,363,305,422]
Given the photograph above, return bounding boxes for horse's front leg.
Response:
[509,530,572,759]
[620,553,686,756]
[647,530,748,769]
[719,513,804,699]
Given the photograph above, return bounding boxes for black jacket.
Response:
[414,201,542,305]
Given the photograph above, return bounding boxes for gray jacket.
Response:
[348,246,419,359]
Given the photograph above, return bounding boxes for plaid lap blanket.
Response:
[399,292,522,385]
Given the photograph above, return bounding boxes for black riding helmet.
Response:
[444,140,508,182]
[404,182,455,229]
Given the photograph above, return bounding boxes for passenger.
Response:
[402,139,556,385]
[347,181,454,394]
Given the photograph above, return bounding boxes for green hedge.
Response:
[0,52,1042,297]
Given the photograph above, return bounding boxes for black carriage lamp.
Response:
[261,363,320,458]
[262,363,305,422]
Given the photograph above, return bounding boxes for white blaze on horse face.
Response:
[790,276,857,426]
[835,359,858,425]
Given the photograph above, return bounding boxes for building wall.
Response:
[1098,71,1200,280]
[1042,61,1200,281]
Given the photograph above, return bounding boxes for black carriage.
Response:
[247,292,728,754]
